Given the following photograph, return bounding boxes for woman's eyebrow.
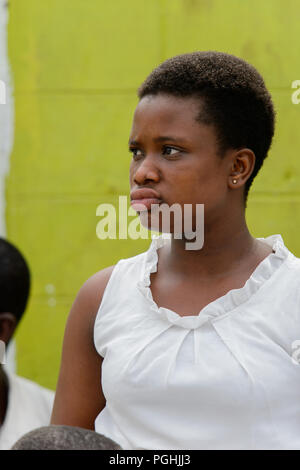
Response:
[153,136,188,143]
[128,136,188,145]
[128,139,139,146]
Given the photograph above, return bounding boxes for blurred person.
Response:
[51,52,300,450]
[0,238,54,450]
[11,425,121,450]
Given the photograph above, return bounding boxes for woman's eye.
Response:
[163,146,179,156]
[129,148,143,158]
[129,146,180,159]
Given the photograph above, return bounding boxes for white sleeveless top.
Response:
[93,234,300,450]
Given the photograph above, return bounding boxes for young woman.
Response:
[51,51,300,450]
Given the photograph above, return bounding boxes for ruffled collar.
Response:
[136,233,290,329]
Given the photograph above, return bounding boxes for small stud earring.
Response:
[232,178,238,184]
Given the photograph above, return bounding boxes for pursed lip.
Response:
[130,187,163,211]
[130,187,161,201]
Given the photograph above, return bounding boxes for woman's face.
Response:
[128,93,236,233]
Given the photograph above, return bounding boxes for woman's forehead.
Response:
[134,94,201,120]
[131,95,205,135]
[129,94,216,146]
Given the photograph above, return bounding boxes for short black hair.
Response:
[138,51,276,202]
[0,238,30,323]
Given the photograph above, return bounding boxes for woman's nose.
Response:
[132,155,160,185]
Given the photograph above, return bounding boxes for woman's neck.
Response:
[161,215,272,281]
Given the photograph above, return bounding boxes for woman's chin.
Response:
[138,211,182,235]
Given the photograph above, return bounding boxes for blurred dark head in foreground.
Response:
[11,425,122,450]
[0,238,30,345]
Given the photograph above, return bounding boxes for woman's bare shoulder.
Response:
[73,265,116,322]
[51,265,117,427]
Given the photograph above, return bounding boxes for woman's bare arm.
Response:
[50,265,115,429]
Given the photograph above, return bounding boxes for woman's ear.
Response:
[0,313,17,345]
[228,148,256,189]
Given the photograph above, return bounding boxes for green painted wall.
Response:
[6,0,300,389]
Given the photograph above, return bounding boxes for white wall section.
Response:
[0,0,16,372]
[0,0,13,236]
